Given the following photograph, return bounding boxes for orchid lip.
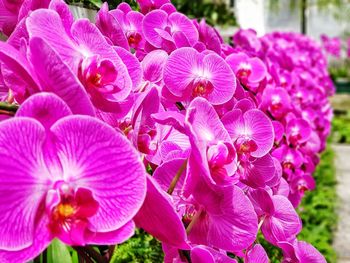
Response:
[79,56,119,92]
[235,137,258,155]
[127,32,142,47]
[191,80,214,98]
[47,184,99,245]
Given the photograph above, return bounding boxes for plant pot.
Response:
[334,78,350,94]
[69,5,97,22]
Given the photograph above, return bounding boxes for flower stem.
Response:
[33,255,41,263]
[106,245,116,261]
[178,249,192,263]
[0,102,18,113]
[186,207,203,235]
[167,159,187,195]
[258,215,266,230]
[175,102,185,111]
[73,246,107,263]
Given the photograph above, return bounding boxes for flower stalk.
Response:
[167,159,187,195]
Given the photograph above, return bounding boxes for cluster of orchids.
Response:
[0,0,334,262]
[320,33,350,59]
[321,34,342,58]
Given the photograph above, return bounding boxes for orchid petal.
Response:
[28,37,95,116]
[0,118,51,250]
[134,176,189,249]
[50,115,147,232]
[16,93,72,130]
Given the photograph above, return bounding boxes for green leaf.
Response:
[88,0,102,8]
[47,239,73,263]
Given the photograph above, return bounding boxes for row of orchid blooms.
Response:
[0,0,334,262]
[320,33,350,58]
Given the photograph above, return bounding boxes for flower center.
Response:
[89,73,102,87]
[79,55,119,94]
[48,186,99,245]
[297,183,308,193]
[137,126,158,155]
[207,142,234,168]
[237,68,251,81]
[235,137,258,155]
[192,80,214,98]
[283,161,294,170]
[57,203,75,218]
[236,62,252,85]
[288,125,304,146]
[127,32,142,48]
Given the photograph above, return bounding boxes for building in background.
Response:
[224,0,349,39]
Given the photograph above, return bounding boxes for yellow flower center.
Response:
[57,203,75,218]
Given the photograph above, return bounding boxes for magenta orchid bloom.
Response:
[245,244,269,263]
[232,29,262,53]
[279,240,326,263]
[111,7,145,50]
[0,37,95,115]
[286,118,312,146]
[288,173,315,207]
[191,245,237,263]
[260,86,291,119]
[141,49,168,84]
[26,8,134,112]
[142,10,198,52]
[0,0,23,36]
[131,87,161,155]
[0,93,146,262]
[185,171,258,252]
[138,0,170,14]
[237,154,278,189]
[226,52,267,89]
[272,145,304,178]
[95,3,131,50]
[249,189,301,246]
[185,98,237,185]
[193,19,222,54]
[0,0,49,37]
[222,108,274,158]
[164,47,236,104]
[320,34,341,58]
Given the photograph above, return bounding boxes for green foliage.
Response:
[110,229,163,263]
[31,240,77,263]
[331,114,350,144]
[102,0,139,10]
[257,232,283,262]
[171,0,236,27]
[330,65,349,80]
[66,0,103,9]
[298,145,337,263]
[46,239,73,263]
[329,58,350,81]
[67,0,237,26]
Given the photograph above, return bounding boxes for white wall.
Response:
[234,0,349,39]
[235,0,266,36]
